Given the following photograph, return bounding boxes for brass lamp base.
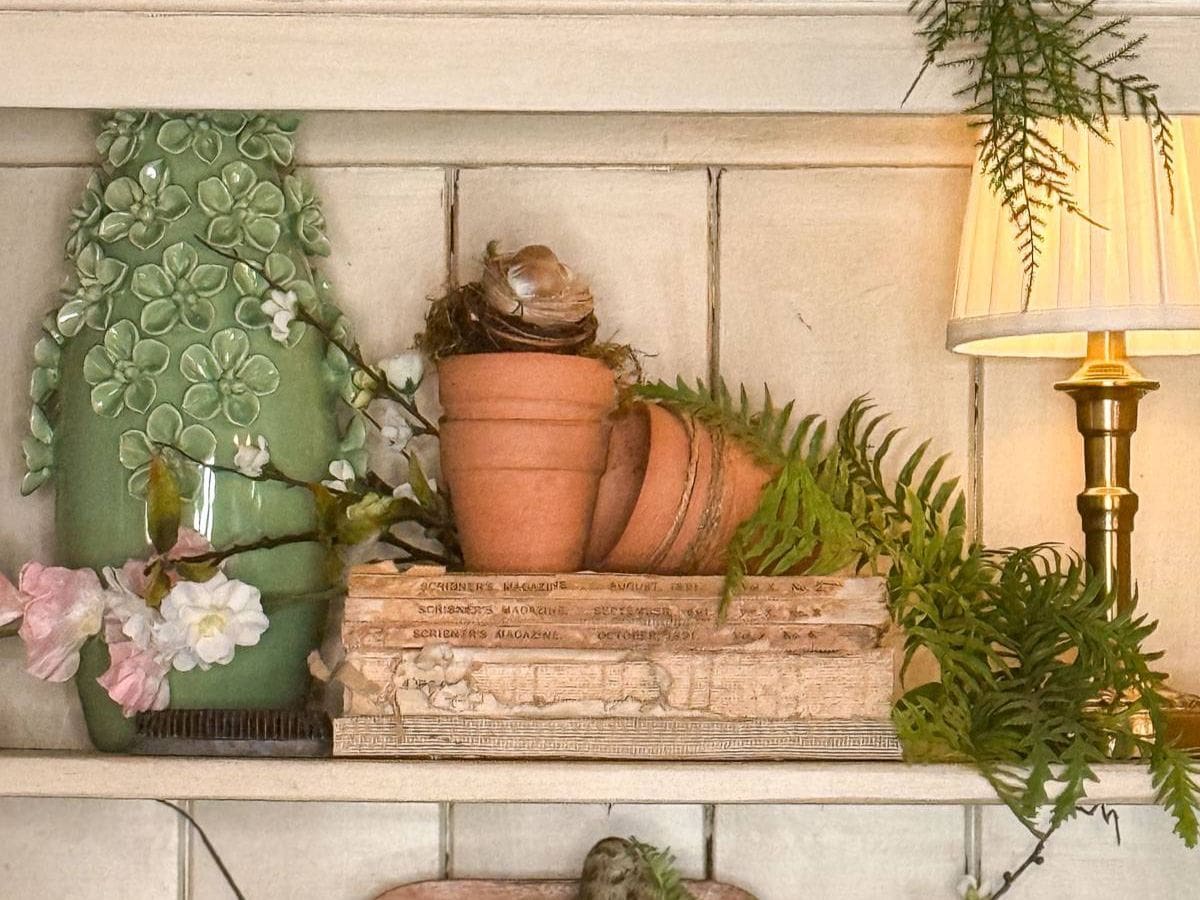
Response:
[1054,331,1158,615]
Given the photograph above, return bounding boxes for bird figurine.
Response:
[576,837,695,900]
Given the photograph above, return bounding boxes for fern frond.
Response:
[628,837,695,900]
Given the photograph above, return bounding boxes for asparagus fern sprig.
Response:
[908,0,1173,301]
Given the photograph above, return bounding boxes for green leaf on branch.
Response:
[146,454,182,556]
[337,491,401,546]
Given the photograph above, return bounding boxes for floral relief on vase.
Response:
[156,112,247,165]
[57,242,127,338]
[131,241,229,335]
[180,327,281,427]
[197,160,286,252]
[97,158,191,250]
[82,319,171,417]
[118,403,217,500]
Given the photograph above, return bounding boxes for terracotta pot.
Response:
[438,353,615,573]
[586,403,775,575]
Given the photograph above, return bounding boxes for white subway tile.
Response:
[189,800,441,900]
[452,803,705,879]
[0,797,179,898]
[981,804,1200,898]
[714,804,966,899]
[719,168,972,490]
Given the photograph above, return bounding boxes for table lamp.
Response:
[948,118,1200,613]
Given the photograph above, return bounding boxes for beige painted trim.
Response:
[2,8,1198,113]
[0,110,977,167]
[2,1,1195,16]
[0,752,1161,804]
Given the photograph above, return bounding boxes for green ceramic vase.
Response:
[24,111,363,751]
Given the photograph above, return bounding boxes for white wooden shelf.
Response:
[3,1,1200,112]
[0,751,1162,805]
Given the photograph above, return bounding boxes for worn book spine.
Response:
[347,567,887,607]
[343,621,881,653]
[344,646,894,720]
[344,592,889,628]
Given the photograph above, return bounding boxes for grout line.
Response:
[440,801,454,879]
[706,166,723,384]
[177,798,194,900]
[444,166,460,291]
[702,803,716,880]
[970,805,984,884]
[969,357,984,545]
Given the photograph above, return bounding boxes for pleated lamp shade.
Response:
[948,118,1200,358]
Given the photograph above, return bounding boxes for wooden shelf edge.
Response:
[3,8,1200,112]
[0,751,1161,805]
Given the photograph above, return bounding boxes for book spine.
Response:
[348,572,885,603]
[344,594,888,628]
[344,647,894,720]
[343,621,881,653]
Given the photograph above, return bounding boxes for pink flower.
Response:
[167,527,212,561]
[97,640,170,716]
[0,571,25,627]
[17,562,106,682]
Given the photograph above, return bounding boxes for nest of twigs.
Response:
[417,242,643,385]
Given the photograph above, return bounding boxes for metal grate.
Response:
[132,709,332,758]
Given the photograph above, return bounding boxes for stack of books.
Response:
[332,563,900,759]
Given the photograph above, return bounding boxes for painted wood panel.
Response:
[980,805,1200,899]
[0,798,180,898]
[451,803,705,879]
[3,7,1200,114]
[0,110,976,168]
[714,804,966,899]
[718,167,973,490]
[189,800,441,900]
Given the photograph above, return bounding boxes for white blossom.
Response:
[155,572,268,672]
[261,289,298,344]
[393,478,435,503]
[233,434,270,478]
[381,419,414,451]
[380,351,424,394]
[322,458,356,491]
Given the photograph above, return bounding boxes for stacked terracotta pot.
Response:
[435,244,774,575]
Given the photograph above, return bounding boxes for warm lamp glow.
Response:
[949,118,1200,358]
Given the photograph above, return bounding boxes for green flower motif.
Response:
[237,114,298,166]
[339,414,368,478]
[180,327,280,427]
[21,405,54,496]
[65,172,106,259]
[119,403,217,501]
[82,320,170,417]
[283,175,331,257]
[132,242,229,335]
[98,159,191,250]
[29,315,63,406]
[57,242,128,337]
[96,111,150,168]
[232,252,317,347]
[197,161,285,252]
[156,112,247,165]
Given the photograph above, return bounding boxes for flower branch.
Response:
[194,234,438,437]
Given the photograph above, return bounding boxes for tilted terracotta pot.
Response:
[438,353,615,573]
[586,402,775,574]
